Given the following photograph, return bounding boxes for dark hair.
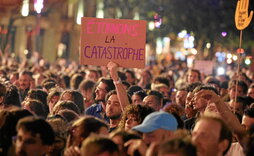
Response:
[146,90,164,100]
[47,89,61,105]
[244,107,254,118]
[60,90,84,113]
[27,89,49,115]
[99,78,115,92]
[207,79,221,88]
[186,82,203,92]
[79,80,96,91]
[220,81,229,89]
[159,138,197,156]
[70,73,84,90]
[193,85,219,95]
[187,69,201,81]
[53,100,81,115]
[154,76,170,87]
[61,74,70,89]
[4,85,21,107]
[127,85,143,97]
[0,108,32,156]
[17,116,55,145]
[81,136,119,155]
[0,82,6,97]
[67,116,108,147]
[105,90,131,104]
[228,80,248,94]
[19,70,33,77]
[25,99,47,118]
[132,90,147,101]
[125,70,136,79]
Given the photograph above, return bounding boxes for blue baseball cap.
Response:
[132,111,178,133]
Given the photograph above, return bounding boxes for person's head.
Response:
[57,109,79,123]
[105,90,122,120]
[119,104,155,130]
[47,117,69,156]
[187,69,201,84]
[247,83,254,99]
[9,72,19,83]
[228,80,248,100]
[52,100,81,115]
[125,70,136,85]
[81,136,119,156]
[242,107,254,130]
[127,85,143,97]
[109,129,141,156]
[152,83,170,99]
[70,73,83,90]
[47,89,61,113]
[191,85,219,113]
[175,88,188,108]
[228,96,252,116]
[19,70,33,90]
[220,81,228,97]
[23,99,47,118]
[15,116,55,156]
[143,90,163,111]
[158,138,197,156]
[132,111,178,145]
[59,90,84,113]
[140,69,152,83]
[3,85,21,107]
[206,78,221,94]
[192,114,232,156]
[0,108,33,156]
[153,76,170,88]
[79,80,96,100]
[26,89,49,113]
[67,116,108,147]
[85,69,99,82]
[95,78,115,102]
[131,90,147,105]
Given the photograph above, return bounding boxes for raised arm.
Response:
[197,90,246,137]
[107,61,130,111]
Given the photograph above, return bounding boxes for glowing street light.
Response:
[21,0,29,16]
[34,0,44,14]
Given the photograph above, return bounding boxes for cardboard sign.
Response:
[80,17,147,68]
[194,60,214,75]
[235,0,253,30]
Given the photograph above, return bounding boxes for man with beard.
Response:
[15,116,54,156]
[105,90,123,132]
[85,77,115,123]
[17,70,34,102]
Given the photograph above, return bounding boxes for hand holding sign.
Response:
[235,0,253,30]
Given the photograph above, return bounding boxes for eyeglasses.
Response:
[96,87,107,92]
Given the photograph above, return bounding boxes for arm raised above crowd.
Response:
[107,61,130,111]
[197,90,246,139]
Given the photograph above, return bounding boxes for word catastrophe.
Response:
[83,45,144,61]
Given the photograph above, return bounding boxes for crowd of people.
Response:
[1,53,254,156]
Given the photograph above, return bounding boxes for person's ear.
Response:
[218,139,229,154]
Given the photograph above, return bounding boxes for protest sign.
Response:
[80,17,147,68]
[194,60,214,75]
[235,0,253,30]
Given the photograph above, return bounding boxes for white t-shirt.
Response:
[226,142,244,156]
